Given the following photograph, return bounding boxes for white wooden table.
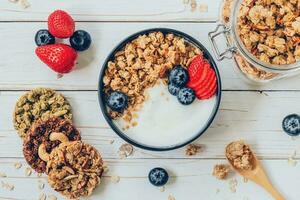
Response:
[0,1,300,199]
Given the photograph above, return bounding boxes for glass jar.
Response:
[209,0,300,84]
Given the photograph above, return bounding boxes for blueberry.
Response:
[70,30,92,51]
[148,167,169,187]
[177,87,195,105]
[282,114,300,136]
[107,91,128,112]
[169,65,189,87]
[35,29,55,46]
[168,83,181,96]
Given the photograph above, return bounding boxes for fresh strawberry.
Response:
[187,60,210,89]
[196,75,216,98]
[194,68,215,92]
[199,84,217,100]
[48,10,75,38]
[187,55,205,82]
[35,44,77,74]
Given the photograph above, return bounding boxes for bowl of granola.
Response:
[98,28,221,151]
[210,0,300,84]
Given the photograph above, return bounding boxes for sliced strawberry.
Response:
[193,68,214,92]
[188,55,205,81]
[196,77,217,99]
[200,84,217,99]
[187,61,210,89]
[196,75,217,99]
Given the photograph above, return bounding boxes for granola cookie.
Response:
[23,118,81,173]
[237,0,300,65]
[103,32,202,121]
[46,141,103,199]
[13,88,73,138]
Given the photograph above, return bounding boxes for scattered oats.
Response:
[183,0,190,4]
[1,181,14,191]
[291,136,297,141]
[132,121,138,127]
[14,162,22,169]
[37,173,42,178]
[199,4,208,13]
[25,167,32,176]
[159,186,165,192]
[216,188,220,194]
[109,140,115,144]
[38,193,46,200]
[118,143,134,158]
[212,164,230,180]
[38,180,45,190]
[168,194,175,200]
[47,195,57,200]
[243,177,248,183]
[111,175,120,183]
[0,172,7,178]
[103,163,109,174]
[287,150,298,167]
[19,0,30,9]
[190,0,197,12]
[229,178,238,193]
[185,144,202,156]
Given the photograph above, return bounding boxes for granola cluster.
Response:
[221,0,278,81]
[234,53,278,80]
[226,141,254,170]
[237,0,300,65]
[212,164,230,180]
[13,88,72,138]
[46,141,103,199]
[23,118,81,173]
[185,144,202,156]
[103,32,202,121]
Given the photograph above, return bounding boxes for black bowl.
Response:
[98,28,222,151]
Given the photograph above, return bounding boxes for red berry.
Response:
[194,68,216,93]
[48,10,75,38]
[187,55,205,82]
[199,84,217,100]
[187,60,210,89]
[35,44,77,74]
[196,76,217,99]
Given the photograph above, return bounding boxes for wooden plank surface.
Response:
[0,0,220,22]
[1,22,300,91]
[0,158,298,200]
[1,0,300,199]
[1,91,299,159]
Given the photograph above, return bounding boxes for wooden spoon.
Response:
[225,142,285,200]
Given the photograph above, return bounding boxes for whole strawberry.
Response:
[35,44,77,74]
[48,10,75,38]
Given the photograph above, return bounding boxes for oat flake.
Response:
[14,162,22,169]
[111,175,120,183]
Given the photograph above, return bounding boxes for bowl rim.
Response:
[98,28,222,151]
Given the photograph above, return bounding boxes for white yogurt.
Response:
[114,83,218,148]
